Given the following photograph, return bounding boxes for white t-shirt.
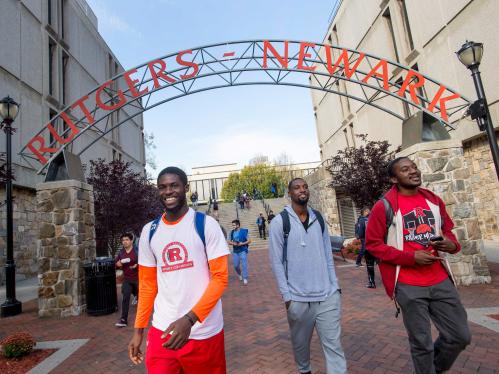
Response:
[138,208,230,339]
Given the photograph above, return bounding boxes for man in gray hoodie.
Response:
[269,178,346,374]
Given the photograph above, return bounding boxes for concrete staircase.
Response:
[214,198,288,251]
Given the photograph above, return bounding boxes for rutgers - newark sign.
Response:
[20,40,471,172]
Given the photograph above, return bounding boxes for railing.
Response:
[234,200,239,220]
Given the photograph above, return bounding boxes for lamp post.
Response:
[456,41,499,180]
[0,96,22,318]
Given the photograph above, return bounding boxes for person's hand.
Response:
[128,329,144,364]
[429,237,457,253]
[414,250,439,265]
[285,301,291,310]
[161,316,193,350]
[116,260,123,268]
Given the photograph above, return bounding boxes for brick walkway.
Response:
[1,251,499,373]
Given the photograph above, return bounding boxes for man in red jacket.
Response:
[366,157,470,374]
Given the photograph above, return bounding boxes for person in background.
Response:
[256,213,267,240]
[115,232,139,327]
[228,219,251,285]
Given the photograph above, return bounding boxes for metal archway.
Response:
[19,40,471,173]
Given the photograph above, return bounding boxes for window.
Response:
[49,109,58,145]
[383,8,400,62]
[62,53,69,104]
[48,0,53,25]
[48,40,56,96]
[397,0,414,51]
[60,0,65,38]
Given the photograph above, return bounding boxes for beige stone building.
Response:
[0,0,146,284]
[307,0,498,282]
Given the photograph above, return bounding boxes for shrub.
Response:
[344,239,361,254]
[0,332,36,358]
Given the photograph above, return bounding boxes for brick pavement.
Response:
[1,251,498,373]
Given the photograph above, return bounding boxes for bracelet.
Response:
[184,314,196,326]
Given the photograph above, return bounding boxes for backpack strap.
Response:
[280,210,291,280]
[149,215,163,245]
[382,197,394,244]
[194,211,206,248]
[312,209,325,234]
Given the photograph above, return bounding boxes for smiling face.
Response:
[390,158,422,189]
[157,173,188,213]
[288,178,309,206]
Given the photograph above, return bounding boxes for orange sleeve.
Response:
[134,265,158,328]
[191,255,229,322]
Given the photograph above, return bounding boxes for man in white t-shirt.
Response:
[128,167,230,373]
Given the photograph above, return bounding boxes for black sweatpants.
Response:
[121,279,138,322]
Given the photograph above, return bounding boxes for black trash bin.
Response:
[83,258,118,316]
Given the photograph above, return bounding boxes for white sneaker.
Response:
[238,275,243,281]
[243,279,248,285]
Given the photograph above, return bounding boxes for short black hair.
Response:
[232,219,240,226]
[157,166,188,186]
[387,157,410,178]
[288,177,305,190]
[120,232,133,241]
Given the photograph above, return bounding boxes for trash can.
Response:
[83,257,118,316]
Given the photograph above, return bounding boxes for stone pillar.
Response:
[398,140,491,285]
[36,180,96,317]
[305,166,342,235]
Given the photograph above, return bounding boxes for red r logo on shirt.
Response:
[161,242,194,272]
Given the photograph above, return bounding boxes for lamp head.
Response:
[456,41,483,69]
[0,96,20,123]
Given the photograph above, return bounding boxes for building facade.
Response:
[0,0,146,283]
[310,0,498,242]
[188,161,320,202]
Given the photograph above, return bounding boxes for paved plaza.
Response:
[1,251,498,373]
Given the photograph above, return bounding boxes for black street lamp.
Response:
[456,41,499,180]
[0,96,22,318]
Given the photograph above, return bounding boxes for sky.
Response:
[85,0,338,174]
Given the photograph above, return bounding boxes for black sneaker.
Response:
[115,318,127,327]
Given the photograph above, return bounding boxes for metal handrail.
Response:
[235,200,239,220]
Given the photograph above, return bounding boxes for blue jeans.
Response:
[232,251,248,280]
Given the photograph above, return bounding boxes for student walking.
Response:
[366,157,471,374]
[128,167,230,373]
[115,232,139,327]
[269,178,346,374]
[256,213,267,239]
[228,219,251,285]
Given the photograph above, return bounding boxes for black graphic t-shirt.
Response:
[397,192,448,286]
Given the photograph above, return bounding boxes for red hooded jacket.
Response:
[365,185,460,299]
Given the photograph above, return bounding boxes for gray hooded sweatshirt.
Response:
[268,205,339,302]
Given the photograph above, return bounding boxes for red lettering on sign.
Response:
[147,59,176,89]
[397,70,425,105]
[325,47,365,79]
[362,59,389,90]
[263,40,289,69]
[26,135,58,165]
[176,50,200,79]
[71,95,95,125]
[95,80,127,111]
[46,112,80,145]
[297,42,316,72]
[427,85,461,122]
[123,68,149,97]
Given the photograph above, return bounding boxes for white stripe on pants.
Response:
[286,290,346,374]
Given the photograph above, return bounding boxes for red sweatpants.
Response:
[146,327,226,374]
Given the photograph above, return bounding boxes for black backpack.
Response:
[280,209,325,279]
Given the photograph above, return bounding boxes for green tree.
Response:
[326,134,397,208]
[221,164,286,200]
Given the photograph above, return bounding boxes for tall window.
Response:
[397,0,414,51]
[48,40,56,96]
[49,109,58,145]
[48,0,53,25]
[62,53,69,104]
[383,8,400,62]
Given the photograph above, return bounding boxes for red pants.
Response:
[146,327,226,374]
